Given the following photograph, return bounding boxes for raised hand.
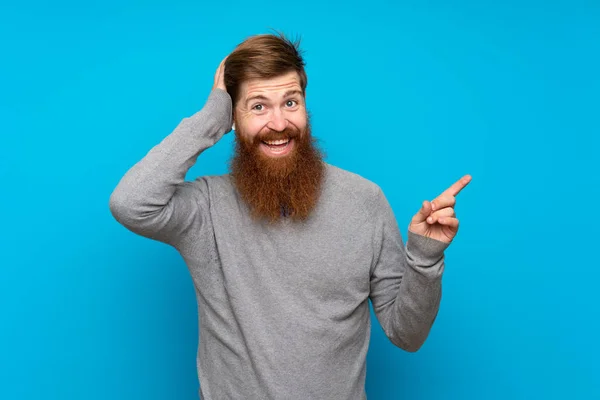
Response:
[408,175,472,244]
[213,57,227,92]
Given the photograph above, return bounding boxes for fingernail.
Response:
[427,217,433,223]
[430,202,435,210]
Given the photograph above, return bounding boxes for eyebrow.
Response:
[245,89,303,106]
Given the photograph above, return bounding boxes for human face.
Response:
[234,71,307,159]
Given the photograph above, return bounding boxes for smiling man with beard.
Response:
[109,32,471,400]
[229,70,324,222]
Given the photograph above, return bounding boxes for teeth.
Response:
[264,139,290,145]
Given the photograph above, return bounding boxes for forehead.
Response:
[240,71,302,99]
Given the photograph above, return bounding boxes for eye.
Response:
[252,104,264,111]
[285,100,298,107]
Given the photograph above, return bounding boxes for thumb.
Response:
[412,200,433,224]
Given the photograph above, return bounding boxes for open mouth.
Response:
[260,138,293,156]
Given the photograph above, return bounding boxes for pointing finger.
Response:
[443,174,472,197]
[431,194,456,211]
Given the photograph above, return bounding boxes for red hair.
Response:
[224,31,308,108]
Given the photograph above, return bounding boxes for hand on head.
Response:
[213,57,227,92]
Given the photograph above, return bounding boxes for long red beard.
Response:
[229,121,325,223]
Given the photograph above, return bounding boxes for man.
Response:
[109,33,471,399]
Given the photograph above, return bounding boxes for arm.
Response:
[108,87,232,247]
[369,189,449,352]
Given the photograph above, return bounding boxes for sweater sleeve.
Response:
[108,88,233,248]
[369,188,450,352]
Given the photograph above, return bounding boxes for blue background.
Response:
[1,0,599,399]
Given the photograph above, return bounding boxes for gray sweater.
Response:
[109,88,449,400]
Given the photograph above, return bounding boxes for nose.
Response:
[266,109,288,132]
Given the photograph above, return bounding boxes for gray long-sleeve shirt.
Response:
[109,88,449,400]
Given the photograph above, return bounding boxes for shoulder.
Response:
[189,173,235,198]
[324,163,381,195]
[323,163,385,212]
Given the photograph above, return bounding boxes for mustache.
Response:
[229,119,325,223]
[252,126,302,145]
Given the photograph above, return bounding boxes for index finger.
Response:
[443,174,472,197]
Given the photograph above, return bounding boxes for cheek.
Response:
[289,114,307,131]
[235,118,263,139]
